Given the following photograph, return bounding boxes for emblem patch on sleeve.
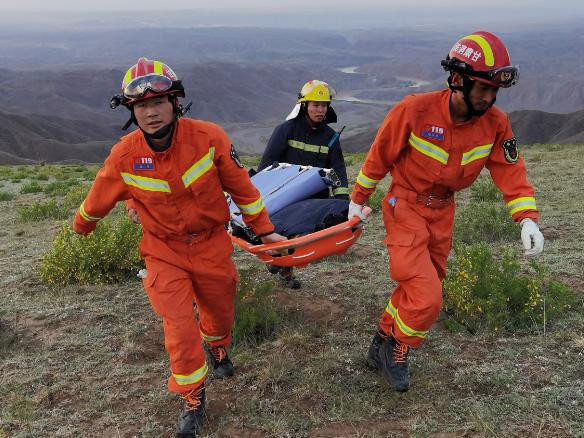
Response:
[502,137,519,163]
[230,144,244,168]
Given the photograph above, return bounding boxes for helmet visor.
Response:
[123,74,173,99]
[472,66,519,88]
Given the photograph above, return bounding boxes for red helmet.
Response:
[115,57,185,107]
[441,31,518,88]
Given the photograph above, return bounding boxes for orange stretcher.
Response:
[230,207,372,267]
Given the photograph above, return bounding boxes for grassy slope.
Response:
[1,145,583,437]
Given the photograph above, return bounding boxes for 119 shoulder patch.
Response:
[502,137,519,163]
[230,144,244,168]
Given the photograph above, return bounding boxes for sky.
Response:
[1,0,583,31]
[2,0,581,11]
[3,0,583,16]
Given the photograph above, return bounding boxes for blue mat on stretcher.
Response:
[229,163,337,224]
[228,163,346,238]
[270,198,349,236]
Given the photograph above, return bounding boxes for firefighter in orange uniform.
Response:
[72,57,285,437]
[348,32,545,392]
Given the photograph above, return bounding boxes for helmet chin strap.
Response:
[142,122,174,140]
[448,75,496,118]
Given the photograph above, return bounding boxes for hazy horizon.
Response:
[1,1,583,31]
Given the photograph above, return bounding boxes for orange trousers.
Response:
[140,227,238,394]
[378,188,455,348]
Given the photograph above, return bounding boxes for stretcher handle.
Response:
[235,206,371,254]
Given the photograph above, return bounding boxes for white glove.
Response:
[520,218,544,257]
[348,200,368,222]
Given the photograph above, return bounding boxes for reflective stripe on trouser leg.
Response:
[142,258,208,394]
[192,230,238,348]
[379,198,454,348]
[379,256,443,348]
[164,316,208,392]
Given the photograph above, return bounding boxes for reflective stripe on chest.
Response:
[410,131,493,166]
[182,147,215,188]
[461,143,493,165]
[288,139,328,154]
[121,147,216,193]
[409,132,449,165]
[121,172,171,193]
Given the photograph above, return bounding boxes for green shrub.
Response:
[239,154,261,169]
[52,168,74,181]
[20,181,43,194]
[82,166,99,180]
[43,181,78,196]
[366,189,385,212]
[232,268,279,346]
[443,242,578,334]
[82,170,96,180]
[0,190,15,202]
[32,173,50,181]
[18,199,69,222]
[39,216,143,286]
[454,201,518,244]
[11,170,27,180]
[470,177,501,203]
[62,184,91,210]
[0,166,12,180]
[348,152,367,167]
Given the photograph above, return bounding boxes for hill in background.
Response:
[0,111,118,164]
[342,108,584,153]
[1,23,584,163]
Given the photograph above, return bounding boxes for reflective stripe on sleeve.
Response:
[236,197,266,215]
[506,196,537,216]
[356,170,379,190]
[78,201,102,222]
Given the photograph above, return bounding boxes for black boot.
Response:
[278,267,301,289]
[176,387,205,437]
[379,334,410,392]
[266,264,281,275]
[204,343,234,378]
[366,330,388,370]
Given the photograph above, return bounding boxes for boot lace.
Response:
[209,345,227,363]
[393,341,409,363]
[180,387,204,412]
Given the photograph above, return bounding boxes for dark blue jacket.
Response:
[258,116,349,198]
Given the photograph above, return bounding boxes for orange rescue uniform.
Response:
[73,118,274,393]
[352,90,538,348]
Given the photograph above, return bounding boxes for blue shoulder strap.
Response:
[327,125,346,149]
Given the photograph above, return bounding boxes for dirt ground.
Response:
[1,145,583,437]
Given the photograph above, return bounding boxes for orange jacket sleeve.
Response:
[486,117,539,223]
[72,148,131,235]
[211,126,275,236]
[351,101,410,205]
